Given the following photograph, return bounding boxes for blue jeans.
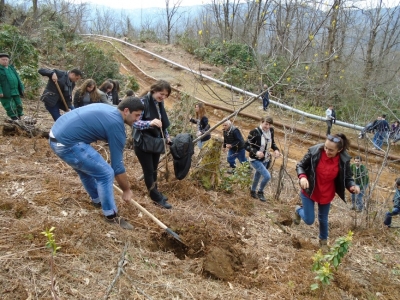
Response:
[351,184,368,211]
[373,132,387,149]
[262,95,269,109]
[250,160,271,192]
[227,148,247,168]
[297,192,331,240]
[197,140,204,149]
[384,207,400,226]
[49,140,117,216]
[45,102,71,121]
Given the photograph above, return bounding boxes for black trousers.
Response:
[326,120,333,135]
[134,146,163,201]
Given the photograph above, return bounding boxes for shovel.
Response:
[113,184,184,244]
[54,81,70,111]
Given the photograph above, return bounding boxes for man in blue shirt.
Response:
[372,114,390,150]
[384,178,400,228]
[49,98,144,230]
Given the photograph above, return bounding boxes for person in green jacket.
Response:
[0,53,25,120]
[350,156,369,212]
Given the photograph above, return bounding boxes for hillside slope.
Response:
[0,40,399,300]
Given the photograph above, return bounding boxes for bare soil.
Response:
[0,39,400,300]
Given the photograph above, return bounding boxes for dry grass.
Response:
[1,105,400,300]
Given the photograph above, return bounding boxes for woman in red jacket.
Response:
[293,133,360,251]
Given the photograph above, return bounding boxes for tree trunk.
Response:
[324,0,341,79]
[0,0,5,19]
[191,137,223,190]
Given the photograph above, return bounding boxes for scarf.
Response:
[258,126,271,161]
[64,72,73,100]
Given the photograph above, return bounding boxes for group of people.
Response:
[189,104,282,203]
[49,79,173,229]
[1,54,399,242]
[38,67,131,121]
[358,114,399,149]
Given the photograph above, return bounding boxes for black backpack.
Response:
[170,133,194,180]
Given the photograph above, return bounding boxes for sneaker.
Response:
[227,168,235,174]
[319,239,329,254]
[105,214,133,230]
[91,201,102,209]
[257,191,266,202]
[293,205,302,225]
[250,190,257,199]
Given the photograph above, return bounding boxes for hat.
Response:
[0,53,9,58]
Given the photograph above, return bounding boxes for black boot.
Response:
[250,190,257,199]
[257,191,266,202]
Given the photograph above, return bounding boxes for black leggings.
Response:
[134,146,163,201]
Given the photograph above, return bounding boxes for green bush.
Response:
[127,76,140,92]
[67,41,120,84]
[139,30,160,43]
[194,41,255,70]
[176,31,199,54]
[0,24,40,98]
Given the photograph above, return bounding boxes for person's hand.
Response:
[226,144,232,149]
[196,131,202,137]
[349,185,360,194]
[274,150,281,158]
[167,137,172,145]
[121,190,133,204]
[256,151,264,159]
[150,118,162,128]
[51,73,58,83]
[0,94,3,98]
[299,177,309,189]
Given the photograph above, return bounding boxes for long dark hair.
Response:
[99,81,113,93]
[327,133,350,151]
[77,79,100,103]
[140,80,171,97]
[195,102,206,119]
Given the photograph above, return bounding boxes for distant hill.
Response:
[86,3,204,30]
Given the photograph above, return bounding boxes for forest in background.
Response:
[1,0,399,124]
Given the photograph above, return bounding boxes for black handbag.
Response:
[40,90,59,107]
[139,132,165,154]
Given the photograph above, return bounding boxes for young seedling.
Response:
[310,231,353,291]
[41,227,61,255]
[41,227,61,300]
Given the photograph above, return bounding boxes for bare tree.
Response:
[164,0,183,44]
[209,0,241,41]
[0,0,4,20]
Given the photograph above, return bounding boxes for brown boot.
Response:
[319,239,329,254]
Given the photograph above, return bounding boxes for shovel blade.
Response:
[165,228,184,244]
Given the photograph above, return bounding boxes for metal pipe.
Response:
[82,34,364,131]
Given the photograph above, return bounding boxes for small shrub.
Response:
[310,231,353,291]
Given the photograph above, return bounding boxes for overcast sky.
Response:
[82,0,399,10]
[82,0,212,9]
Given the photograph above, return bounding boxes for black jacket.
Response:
[133,93,170,142]
[190,116,211,142]
[39,68,76,109]
[296,143,355,202]
[245,127,279,160]
[223,125,245,151]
